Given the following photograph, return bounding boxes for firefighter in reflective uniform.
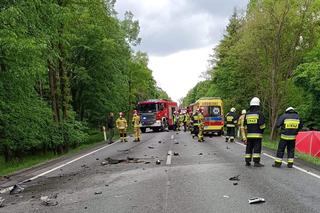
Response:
[198,109,205,142]
[132,110,141,142]
[237,109,246,142]
[185,112,191,132]
[225,108,238,143]
[191,109,200,138]
[244,97,265,167]
[179,112,185,131]
[173,111,179,131]
[272,107,303,168]
[116,112,128,142]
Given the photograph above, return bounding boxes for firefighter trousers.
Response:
[275,139,295,165]
[134,127,141,141]
[119,129,127,142]
[226,127,236,142]
[198,126,204,142]
[245,138,262,163]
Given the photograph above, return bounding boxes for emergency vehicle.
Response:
[190,97,224,135]
[137,99,178,133]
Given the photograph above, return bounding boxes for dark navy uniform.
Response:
[225,111,237,142]
[244,107,266,165]
[273,109,302,168]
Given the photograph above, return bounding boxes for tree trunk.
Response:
[48,60,60,122]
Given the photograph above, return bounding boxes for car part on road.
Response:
[173,152,179,156]
[40,195,58,206]
[248,197,265,204]
[233,182,238,186]
[229,175,240,181]
[94,191,102,195]
[0,197,5,207]
[156,160,161,165]
[10,184,24,195]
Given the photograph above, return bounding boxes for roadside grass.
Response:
[262,135,320,166]
[0,129,118,177]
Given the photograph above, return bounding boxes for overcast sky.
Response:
[115,0,249,102]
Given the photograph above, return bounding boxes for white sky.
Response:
[115,0,249,102]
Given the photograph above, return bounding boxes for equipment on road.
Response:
[137,99,178,132]
[189,97,224,136]
[273,107,302,168]
[248,197,265,204]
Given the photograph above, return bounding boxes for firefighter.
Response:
[173,111,179,131]
[179,112,186,132]
[132,110,141,142]
[225,107,238,143]
[198,108,205,142]
[238,109,247,142]
[272,107,303,168]
[191,109,200,138]
[185,112,191,132]
[244,97,266,167]
[116,112,128,142]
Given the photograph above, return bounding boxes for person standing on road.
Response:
[225,108,238,143]
[198,109,205,142]
[244,97,266,167]
[272,107,303,168]
[106,112,115,144]
[116,112,128,142]
[238,109,247,142]
[132,110,141,142]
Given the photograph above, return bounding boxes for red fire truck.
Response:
[137,99,178,133]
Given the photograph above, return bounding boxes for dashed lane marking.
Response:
[166,150,173,165]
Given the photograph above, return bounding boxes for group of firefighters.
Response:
[106,96,302,168]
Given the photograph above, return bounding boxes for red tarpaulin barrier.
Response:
[295,131,320,158]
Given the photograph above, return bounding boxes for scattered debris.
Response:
[233,183,238,186]
[229,175,240,181]
[105,184,109,187]
[248,197,265,204]
[105,158,126,164]
[176,132,179,135]
[144,161,151,164]
[85,206,88,209]
[40,195,58,206]
[10,184,24,195]
[0,197,5,208]
[31,195,35,199]
[199,153,203,156]
[156,160,161,165]
[127,157,134,161]
[4,176,10,180]
[101,161,107,166]
[96,158,99,161]
[94,191,102,195]
[148,146,155,149]
[223,195,230,199]
[158,141,162,143]
[173,152,179,156]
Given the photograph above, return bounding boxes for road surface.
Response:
[0,131,320,213]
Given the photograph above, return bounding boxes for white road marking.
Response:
[235,141,320,180]
[0,141,120,194]
[166,151,172,165]
[171,135,174,140]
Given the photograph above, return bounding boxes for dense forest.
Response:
[0,0,169,161]
[183,0,320,139]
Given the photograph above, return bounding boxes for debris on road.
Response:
[248,197,265,204]
[94,191,102,195]
[105,158,126,164]
[156,160,161,165]
[229,175,240,181]
[101,161,107,166]
[158,141,162,143]
[0,197,5,208]
[223,195,230,199]
[199,153,203,155]
[148,146,155,149]
[233,183,238,186]
[173,152,179,156]
[144,161,151,164]
[127,157,134,161]
[96,158,99,161]
[40,195,58,206]
[10,184,24,195]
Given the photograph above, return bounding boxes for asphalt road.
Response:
[1,130,320,213]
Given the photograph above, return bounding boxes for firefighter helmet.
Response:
[241,109,246,114]
[250,97,260,106]
[286,107,294,112]
[119,112,124,117]
[231,107,236,112]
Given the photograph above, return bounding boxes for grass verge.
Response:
[0,129,117,177]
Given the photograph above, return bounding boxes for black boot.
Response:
[246,162,251,166]
[287,163,293,168]
[254,162,264,167]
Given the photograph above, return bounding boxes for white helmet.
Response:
[241,109,246,114]
[250,97,260,106]
[286,107,294,112]
[231,107,236,112]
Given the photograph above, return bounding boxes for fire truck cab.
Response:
[138,99,178,133]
